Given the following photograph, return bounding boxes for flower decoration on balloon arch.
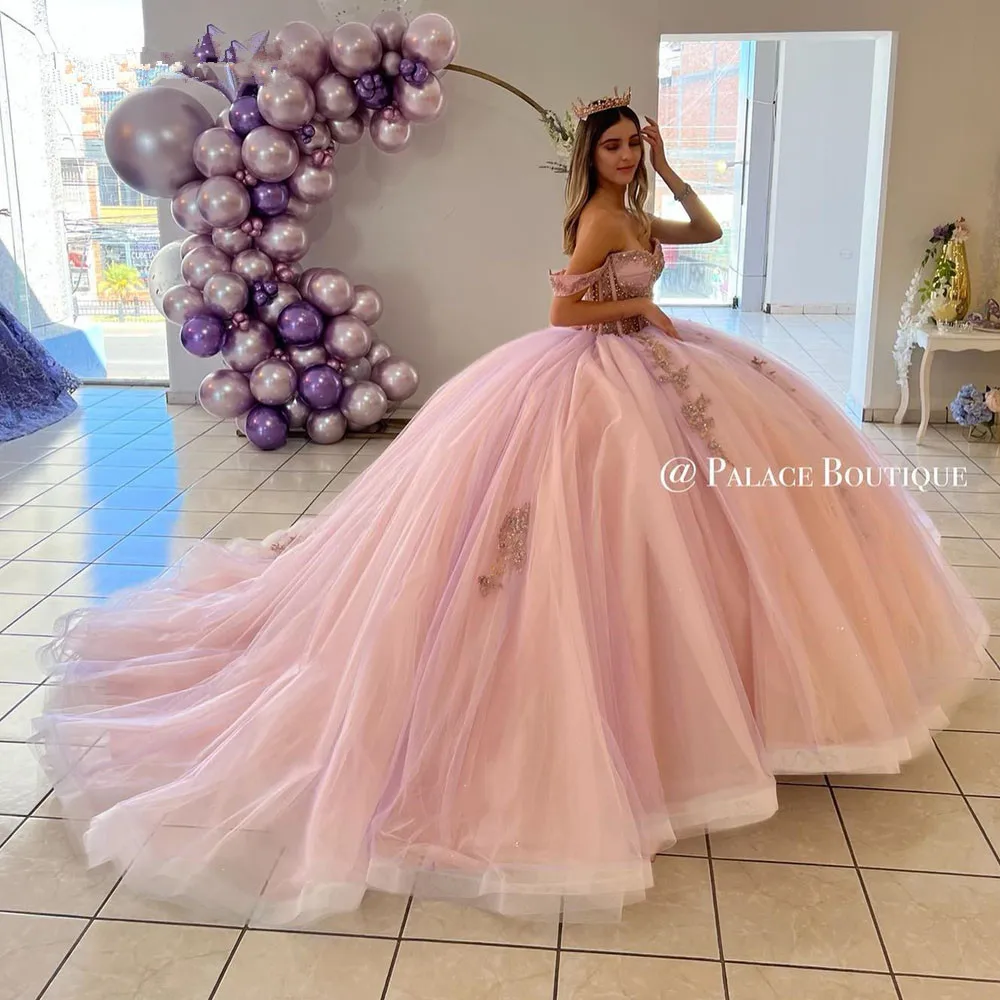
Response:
[116,10,583,449]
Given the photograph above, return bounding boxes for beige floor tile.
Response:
[214,931,393,1000]
[956,566,1000,600]
[985,638,1000,674]
[935,731,1000,794]
[235,490,319,515]
[99,880,245,929]
[0,507,80,533]
[0,740,49,814]
[130,509,225,538]
[0,817,118,916]
[0,814,21,840]
[899,978,1000,1000]
[4,596,97,638]
[405,899,557,948]
[561,857,718,959]
[710,785,851,865]
[0,560,87,596]
[948,678,1000,731]
[968,513,1000,538]
[43,920,237,1000]
[170,488,253,512]
[927,511,976,538]
[0,531,49,560]
[968,796,1000,855]
[713,860,886,971]
[0,594,41,632]
[258,471,335,492]
[942,537,1000,567]
[978,598,1000,634]
[658,833,708,857]
[18,534,119,563]
[209,512,294,540]
[0,912,86,1000]
[251,888,407,937]
[194,469,271,491]
[864,869,1000,979]
[830,748,958,793]
[386,940,555,1000]
[914,490,955,512]
[942,492,1000,514]
[559,953,725,999]
[835,788,998,874]
[0,633,48,682]
[776,772,827,785]
[726,964,897,1000]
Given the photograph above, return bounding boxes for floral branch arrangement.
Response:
[919,217,968,302]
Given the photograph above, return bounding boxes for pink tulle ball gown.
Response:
[34,241,989,926]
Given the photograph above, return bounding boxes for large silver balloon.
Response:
[304,268,354,316]
[147,240,184,314]
[314,72,359,121]
[181,233,213,256]
[370,111,411,153]
[231,249,275,284]
[198,369,254,419]
[213,226,254,255]
[329,114,365,145]
[181,245,232,290]
[367,340,392,366]
[258,283,301,325]
[396,75,445,123]
[373,358,419,401]
[171,181,212,235]
[104,87,214,198]
[372,10,409,51]
[324,314,372,360]
[285,196,316,221]
[288,343,328,370]
[350,284,383,325]
[250,358,298,406]
[256,216,311,263]
[202,272,249,318]
[340,380,388,430]
[241,126,300,183]
[342,356,372,380]
[275,21,330,83]
[194,127,244,177]
[258,73,317,130]
[283,394,312,431]
[296,119,332,154]
[329,22,382,77]
[288,161,337,203]
[221,320,276,373]
[162,284,206,325]
[402,13,458,73]
[197,176,251,229]
[306,407,347,444]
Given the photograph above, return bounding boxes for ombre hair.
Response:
[562,105,651,256]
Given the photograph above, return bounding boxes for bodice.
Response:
[549,241,665,336]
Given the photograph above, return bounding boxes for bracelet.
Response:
[674,183,695,203]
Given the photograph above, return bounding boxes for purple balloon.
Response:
[180,313,225,357]
[250,181,290,217]
[245,404,288,450]
[229,95,265,137]
[298,363,343,410]
[277,300,324,346]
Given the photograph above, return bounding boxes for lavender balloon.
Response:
[221,320,276,373]
[299,363,343,410]
[402,13,458,73]
[251,182,290,216]
[180,313,226,357]
[275,21,329,83]
[241,126,300,183]
[373,358,419,401]
[350,284,383,325]
[372,10,409,51]
[213,226,254,255]
[245,404,288,450]
[203,272,249,318]
[193,127,244,177]
[314,72,359,121]
[198,369,254,418]
[278,301,324,346]
[229,94,265,137]
[232,248,275,283]
[324,314,372,360]
[198,176,251,229]
[288,161,336,203]
[257,215,311,263]
[329,22,383,77]
[340,379,388,430]
[396,75,444,123]
[181,245,231,290]
[367,340,392,366]
[329,114,366,145]
[306,407,347,445]
[370,110,411,153]
[283,394,312,430]
[258,73,317,130]
[250,359,298,406]
[341,356,372,381]
[304,268,353,316]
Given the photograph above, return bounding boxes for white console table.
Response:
[893,321,1000,442]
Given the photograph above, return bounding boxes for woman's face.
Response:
[592,117,642,188]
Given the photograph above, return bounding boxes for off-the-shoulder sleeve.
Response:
[549,267,600,297]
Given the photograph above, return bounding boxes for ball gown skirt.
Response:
[32,250,989,927]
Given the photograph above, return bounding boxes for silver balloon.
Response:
[342,356,372,380]
[306,407,347,444]
[104,87,214,198]
[304,269,354,316]
[222,320,276,373]
[258,283,301,325]
[198,369,254,419]
[350,284,383,325]
[288,343,329,371]
[298,267,322,295]
[147,241,184,314]
[324,314,372,360]
[162,284,206,325]
[202,272,249,318]
[288,161,336,203]
[231,249,275,283]
[171,181,212,235]
[181,233,213,256]
[396,75,444,123]
[258,73,317,130]
[367,340,392,366]
[241,126,300,183]
[314,72,359,121]
[181,245,232,291]
[402,13,458,73]
[275,21,330,83]
[370,112,411,153]
[382,51,402,77]
[250,358,298,406]
[256,216,311,263]
[194,127,244,177]
[372,10,409,51]
[340,380,388,429]
[296,119,332,154]
[329,114,365,145]
[373,358,419,401]
[197,176,251,229]
[213,226,254,255]
[329,22,382,77]
[283,394,312,431]
[285,196,316,221]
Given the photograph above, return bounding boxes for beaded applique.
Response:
[478,501,531,596]
[750,355,796,392]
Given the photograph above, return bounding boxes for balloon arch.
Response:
[114,14,458,449]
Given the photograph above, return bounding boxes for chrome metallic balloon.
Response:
[324,314,372,360]
[288,343,328,371]
[162,284,206,324]
[314,72,359,121]
[212,226,254,255]
[231,249,275,284]
[395,75,444,123]
[194,127,244,177]
[285,196,316,221]
[372,358,419,401]
[329,114,366,145]
[296,119,332,154]
[274,21,329,83]
[283,393,312,430]
[256,215,311,263]
[372,10,409,51]
[340,379,388,429]
[367,340,392,366]
[329,22,382,77]
[171,181,213,235]
[342,356,372,381]
[181,245,232,291]
[249,358,298,406]
[304,268,354,316]
[306,407,347,444]
[258,282,301,326]
[241,126,300,183]
[202,272,249,318]
[258,73,317,130]
[197,175,251,229]
[198,369,254,419]
[181,233,213,256]
[288,160,336,203]
[350,284,383,325]
[402,13,458,73]
[221,320,276,373]
[147,241,184,314]
[382,51,402,77]
[370,111,411,153]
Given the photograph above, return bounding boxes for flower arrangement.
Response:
[539,107,577,173]
[919,217,969,304]
[949,383,999,440]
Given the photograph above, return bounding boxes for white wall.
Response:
[765,37,875,313]
[145,0,1000,420]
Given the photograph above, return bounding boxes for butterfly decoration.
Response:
[967,298,1000,329]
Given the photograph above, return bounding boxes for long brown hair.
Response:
[562,105,651,255]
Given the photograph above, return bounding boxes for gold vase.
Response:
[943,238,971,321]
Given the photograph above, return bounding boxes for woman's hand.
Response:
[642,300,680,339]
[641,116,669,174]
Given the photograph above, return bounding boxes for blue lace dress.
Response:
[0,301,79,443]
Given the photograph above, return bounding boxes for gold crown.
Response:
[571,86,632,120]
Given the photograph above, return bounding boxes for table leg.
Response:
[917,347,934,443]
[893,376,909,425]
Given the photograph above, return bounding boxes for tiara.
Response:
[571,86,632,120]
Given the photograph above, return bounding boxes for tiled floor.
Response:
[2,324,1000,999]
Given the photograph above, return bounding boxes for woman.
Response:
[35,94,988,927]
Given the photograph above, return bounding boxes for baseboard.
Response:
[766,302,854,315]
